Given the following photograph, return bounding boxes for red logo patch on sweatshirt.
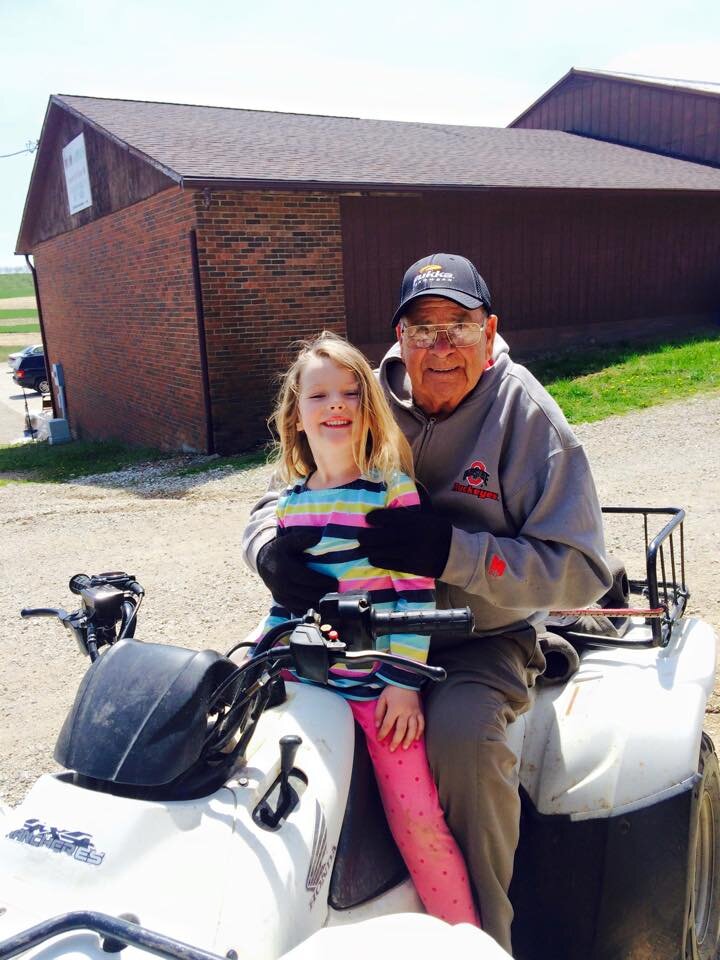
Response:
[452,459,499,501]
[488,555,507,578]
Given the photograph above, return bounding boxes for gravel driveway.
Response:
[1,392,719,806]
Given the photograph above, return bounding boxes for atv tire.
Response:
[685,733,720,960]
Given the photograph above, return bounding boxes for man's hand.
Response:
[256,529,338,613]
[375,686,425,751]
[356,505,453,579]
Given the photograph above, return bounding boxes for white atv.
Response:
[0,507,717,960]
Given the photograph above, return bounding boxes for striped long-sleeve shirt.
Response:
[259,471,435,699]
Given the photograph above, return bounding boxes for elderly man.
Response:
[242,253,611,954]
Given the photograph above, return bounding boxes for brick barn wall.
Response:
[34,187,207,452]
[194,191,347,453]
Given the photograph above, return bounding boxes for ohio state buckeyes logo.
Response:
[453,459,499,502]
[463,460,490,487]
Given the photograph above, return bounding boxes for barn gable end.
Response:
[16,97,177,253]
[509,69,720,169]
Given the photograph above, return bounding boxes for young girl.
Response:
[259,331,480,927]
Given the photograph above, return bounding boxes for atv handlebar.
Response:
[242,595,473,695]
[313,592,474,654]
[21,576,468,783]
[21,572,144,660]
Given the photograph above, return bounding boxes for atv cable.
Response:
[118,591,144,640]
[224,639,258,658]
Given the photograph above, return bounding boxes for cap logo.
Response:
[418,264,443,273]
[413,270,454,288]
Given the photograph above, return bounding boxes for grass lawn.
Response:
[0,309,39,321]
[0,322,41,334]
[0,440,170,485]
[0,274,34,299]
[528,335,720,423]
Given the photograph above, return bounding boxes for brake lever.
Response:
[20,607,70,619]
[21,606,91,657]
[336,650,447,682]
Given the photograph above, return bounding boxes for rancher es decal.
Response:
[6,818,106,865]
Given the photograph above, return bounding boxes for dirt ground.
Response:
[1,391,719,806]
[0,297,37,311]
[0,331,40,346]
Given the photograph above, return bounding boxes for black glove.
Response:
[355,505,453,579]
[256,529,338,614]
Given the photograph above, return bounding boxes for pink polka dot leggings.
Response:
[350,698,481,927]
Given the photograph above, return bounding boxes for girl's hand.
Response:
[375,687,425,751]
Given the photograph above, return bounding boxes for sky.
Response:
[1,0,720,269]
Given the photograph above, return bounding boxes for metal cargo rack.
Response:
[550,506,689,648]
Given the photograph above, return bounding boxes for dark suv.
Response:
[13,352,49,395]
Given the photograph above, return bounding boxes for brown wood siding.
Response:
[513,76,720,168]
[18,103,175,252]
[340,190,720,357]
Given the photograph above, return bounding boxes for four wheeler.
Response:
[0,574,500,960]
[0,506,717,960]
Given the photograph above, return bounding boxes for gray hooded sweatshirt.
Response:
[242,336,611,636]
[377,337,612,633]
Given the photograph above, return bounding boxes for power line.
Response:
[1,140,38,159]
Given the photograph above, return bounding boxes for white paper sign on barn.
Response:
[62,133,93,215]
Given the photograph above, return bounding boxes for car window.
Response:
[21,355,44,368]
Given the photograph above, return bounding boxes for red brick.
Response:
[33,186,348,454]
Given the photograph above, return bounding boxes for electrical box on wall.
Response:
[48,418,71,445]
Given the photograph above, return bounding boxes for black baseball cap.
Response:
[391,253,492,327]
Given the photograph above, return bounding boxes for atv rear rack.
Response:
[550,506,688,648]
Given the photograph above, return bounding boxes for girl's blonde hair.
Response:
[270,331,414,484]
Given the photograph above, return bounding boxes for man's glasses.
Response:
[401,321,486,349]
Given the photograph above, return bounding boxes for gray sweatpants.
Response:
[424,625,545,956]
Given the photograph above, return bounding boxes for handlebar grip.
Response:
[21,607,65,618]
[69,574,92,595]
[372,607,474,636]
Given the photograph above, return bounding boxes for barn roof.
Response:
[509,67,720,127]
[583,69,720,96]
[53,93,720,192]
